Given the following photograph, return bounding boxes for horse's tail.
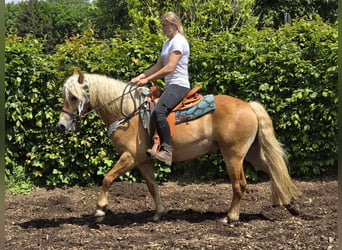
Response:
[249,101,301,205]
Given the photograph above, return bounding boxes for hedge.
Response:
[5,17,337,192]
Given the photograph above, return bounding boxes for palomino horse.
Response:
[57,71,300,223]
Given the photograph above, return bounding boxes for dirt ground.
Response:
[5,175,337,249]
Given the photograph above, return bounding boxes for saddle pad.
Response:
[175,94,215,124]
[140,93,215,129]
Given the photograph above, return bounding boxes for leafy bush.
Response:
[126,0,257,39]
[189,17,337,178]
[5,34,60,188]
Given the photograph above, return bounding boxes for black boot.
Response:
[155,143,173,166]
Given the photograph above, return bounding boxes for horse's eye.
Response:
[71,96,77,102]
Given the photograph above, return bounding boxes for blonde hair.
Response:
[161,12,184,35]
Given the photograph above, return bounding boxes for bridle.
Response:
[61,84,143,127]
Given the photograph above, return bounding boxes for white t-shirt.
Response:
[160,33,190,88]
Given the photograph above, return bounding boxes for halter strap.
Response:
[61,109,77,118]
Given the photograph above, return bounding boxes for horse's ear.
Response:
[78,71,85,84]
[73,70,84,84]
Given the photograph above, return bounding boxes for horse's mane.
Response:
[63,73,141,120]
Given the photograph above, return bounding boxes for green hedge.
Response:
[5,17,337,192]
[189,17,338,179]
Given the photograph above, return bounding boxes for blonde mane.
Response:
[63,73,141,123]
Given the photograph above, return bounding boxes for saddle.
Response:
[145,85,202,156]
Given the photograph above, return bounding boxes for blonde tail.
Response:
[249,101,301,205]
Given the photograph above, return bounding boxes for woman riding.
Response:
[130,12,190,166]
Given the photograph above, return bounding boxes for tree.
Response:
[5,2,21,34]
[15,0,41,37]
[254,0,338,29]
[12,0,95,52]
[93,0,132,38]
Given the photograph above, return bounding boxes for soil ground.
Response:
[5,176,337,249]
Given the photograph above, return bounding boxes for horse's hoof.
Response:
[152,212,165,222]
[220,216,238,225]
[152,208,168,222]
[152,214,161,222]
[285,203,300,216]
[94,208,106,217]
[94,216,105,224]
[220,217,229,225]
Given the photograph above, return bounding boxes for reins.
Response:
[120,84,139,118]
[84,84,141,119]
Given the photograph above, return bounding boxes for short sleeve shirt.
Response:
[160,33,190,88]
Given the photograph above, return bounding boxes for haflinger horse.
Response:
[57,71,300,223]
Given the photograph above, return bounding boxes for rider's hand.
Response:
[136,78,149,86]
[130,77,139,84]
[130,74,146,85]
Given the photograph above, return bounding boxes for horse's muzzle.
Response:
[56,123,67,133]
[56,119,77,133]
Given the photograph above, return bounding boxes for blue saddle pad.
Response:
[175,94,215,124]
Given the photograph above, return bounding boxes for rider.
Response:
[130,12,190,166]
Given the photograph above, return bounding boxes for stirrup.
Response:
[147,133,161,158]
[146,146,159,158]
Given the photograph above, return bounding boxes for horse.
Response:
[56,71,301,223]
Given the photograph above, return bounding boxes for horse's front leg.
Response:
[137,163,167,221]
[94,151,135,217]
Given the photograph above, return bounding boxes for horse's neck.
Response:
[87,75,136,126]
[97,108,119,126]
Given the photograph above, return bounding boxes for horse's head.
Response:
[56,71,91,133]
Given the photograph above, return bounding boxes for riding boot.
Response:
[155,143,173,166]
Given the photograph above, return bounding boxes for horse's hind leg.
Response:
[137,163,167,221]
[222,152,247,223]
